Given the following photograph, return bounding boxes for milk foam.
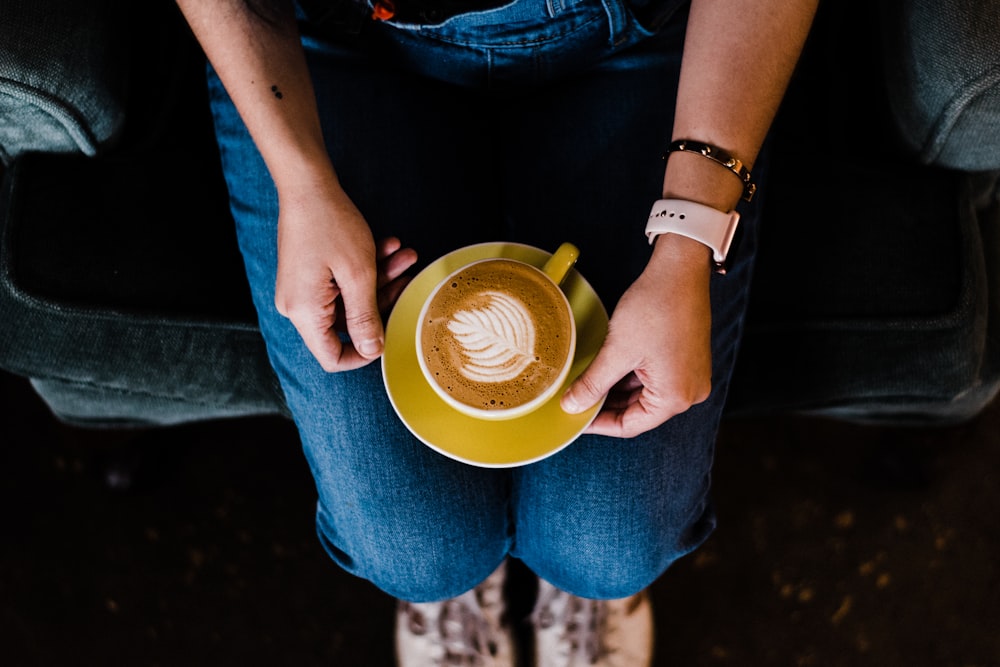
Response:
[420,258,573,412]
[446,291,536,383]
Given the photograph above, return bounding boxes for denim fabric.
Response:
[209,0,762,602]
[879,0,1000,170]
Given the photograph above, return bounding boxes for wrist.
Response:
[645,198,740,273]
[661,150,745,213]
[665,139,756,203]
[648,232,713,279]
[273,150,342,201]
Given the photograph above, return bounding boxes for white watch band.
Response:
[645,199,741,273]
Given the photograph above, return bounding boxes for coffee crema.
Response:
[419,259,574,413]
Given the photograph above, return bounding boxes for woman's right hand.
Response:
[274,178,417,372]
[178,0,424,373]
[176,0,416,373]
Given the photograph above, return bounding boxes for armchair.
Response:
[2,0,999,428]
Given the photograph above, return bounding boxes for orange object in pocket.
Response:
[372,0,396,20]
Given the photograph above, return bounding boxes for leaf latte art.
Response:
[419,258,574,414]
[446,292,536,383]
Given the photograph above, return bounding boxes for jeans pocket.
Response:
[626,0,688,36]
[405,0,608,48]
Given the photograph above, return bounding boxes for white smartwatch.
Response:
[645,198,741,274]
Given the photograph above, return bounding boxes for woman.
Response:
[176,0,817,663]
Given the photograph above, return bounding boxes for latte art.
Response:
[419,258,575,415]
[447,292,537,383]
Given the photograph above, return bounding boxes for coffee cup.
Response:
[415,243,579,420]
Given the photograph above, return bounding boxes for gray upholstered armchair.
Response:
[2,0,999,428]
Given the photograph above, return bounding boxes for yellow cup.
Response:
[415,243,579,420]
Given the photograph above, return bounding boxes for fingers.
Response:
[561,349,665,439]
[376,274,414,314]
[338,238,418,361]
[334,241,417,325]
[586,402,675,438]
[276,236,419,372]
[375,236,401,259]
[584,391,690,438]
[336,257,384,360]
[560,343,629,416]
[584,374,712,438]
[280,285,371,373]
[375,238,419,289]
[601,375,643,410]
[560,322,712,438]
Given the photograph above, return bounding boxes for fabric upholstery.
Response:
[727,0,1000,423]
[0,0,127,164]
[0,148,288,427]
[879,0,1000,170]
[0,1,287,426]
[1,0,999,426]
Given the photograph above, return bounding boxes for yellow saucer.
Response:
[382,243,609,468]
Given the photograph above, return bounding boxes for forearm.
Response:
[663,0,819,213]
[176,0,336,194]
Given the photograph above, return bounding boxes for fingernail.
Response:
[358,338,383,357]
[561,393,581,414]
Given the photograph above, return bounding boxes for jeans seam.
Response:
[600,0,625,47]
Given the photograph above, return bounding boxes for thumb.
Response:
[561,348,626,414]
[340,278,385,359]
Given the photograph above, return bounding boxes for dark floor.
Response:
[2,369,998,667]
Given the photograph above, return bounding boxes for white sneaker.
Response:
[531,579,653,667]
[396,561,515,667]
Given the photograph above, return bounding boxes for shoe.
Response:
[396,561,515,666]
[531,579,653,667]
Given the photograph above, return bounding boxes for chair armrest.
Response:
[0,0,128,164]
[880,0,1000,171]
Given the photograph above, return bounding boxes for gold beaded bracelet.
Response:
[664,139,757,203]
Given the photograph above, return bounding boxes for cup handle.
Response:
[542,242,580,287]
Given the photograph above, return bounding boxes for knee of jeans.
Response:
[362,539,510,603]
[517,502,717,600]
[315,505,509,603]
[518,545,666,601]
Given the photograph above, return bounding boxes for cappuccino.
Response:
[419,259,574,415]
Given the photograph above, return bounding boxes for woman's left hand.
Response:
[561,234,714,438]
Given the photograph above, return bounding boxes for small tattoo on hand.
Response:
[271,84,283,100]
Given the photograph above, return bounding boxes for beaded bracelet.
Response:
[664,139,757,203]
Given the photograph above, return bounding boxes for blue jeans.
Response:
[208,0,762,602]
